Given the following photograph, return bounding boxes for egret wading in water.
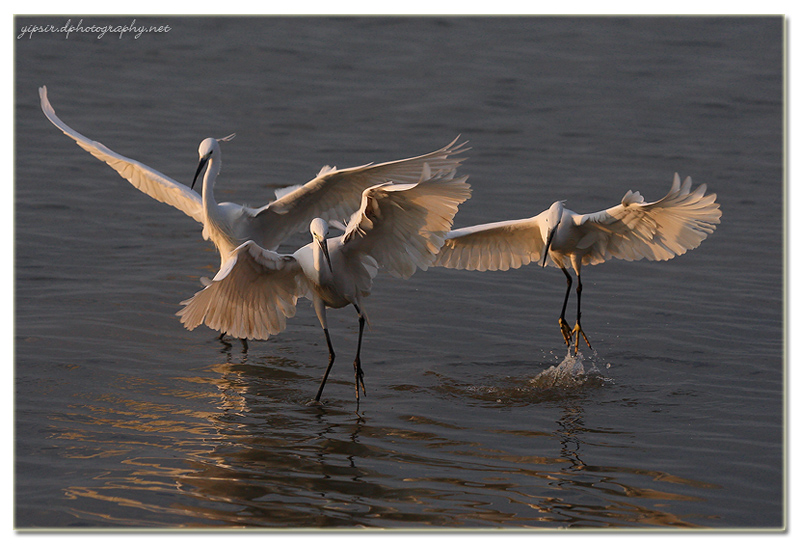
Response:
[39,85,468,270]
[434,174,721,353]
[178,166,471,403]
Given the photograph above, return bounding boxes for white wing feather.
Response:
[434,174,720,271]
[434,216,545,271]
[39,86,204,223]
[340,169,472,280]
[573,173,721,265]
[42,86,469,255]
[250,137,469,248]
[176,241,308,340]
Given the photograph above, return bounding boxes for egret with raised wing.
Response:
[178,167,471,403]
[39,86,467,270]
[434,174,721,352]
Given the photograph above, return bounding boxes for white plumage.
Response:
[39,86,468,269]
[434,174,721,351]
[178,166,471,403]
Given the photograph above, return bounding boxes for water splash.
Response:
[437,348,610,406]
[528,348,604,390]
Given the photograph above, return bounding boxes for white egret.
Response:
[177,167,471,403]
[39,86,468,269]
[434,174,721,352]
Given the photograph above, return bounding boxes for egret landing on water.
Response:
[177,167,471,404]
[39,86,468,270]
[434,174,721,353]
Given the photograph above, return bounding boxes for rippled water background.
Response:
[14,16,784,529]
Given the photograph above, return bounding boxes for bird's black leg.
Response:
[218,332,233,351]
[571,272,592,354]
[314,328,336,402]
[353,305,367,403]
[219,332,248,352]
[558,267,573,345]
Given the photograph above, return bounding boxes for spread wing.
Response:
[340,166,472,279]
[434,174,721,271]
[573,173,722,266]
[39,86,204,223]
[248,137,469,249]
[433,215,546,271]
[176,241,308,340]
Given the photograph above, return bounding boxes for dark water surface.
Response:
[14,16,784,529]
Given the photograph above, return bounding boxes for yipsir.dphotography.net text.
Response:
[17,18,172,40]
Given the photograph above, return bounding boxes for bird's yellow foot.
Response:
[571,323,592,354]
[558,318,573,346]
[354,357,366,401]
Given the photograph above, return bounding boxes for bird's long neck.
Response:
[312,239,335,287]
[201,157,221,215]
[199,157,236,264]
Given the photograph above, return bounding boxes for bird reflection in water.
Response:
[535,403,713,528]
[51,353,719,528]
